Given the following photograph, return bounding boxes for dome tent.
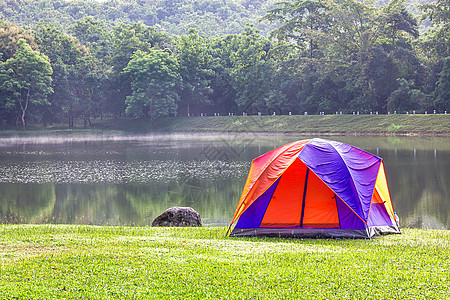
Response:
[229,138,400,239]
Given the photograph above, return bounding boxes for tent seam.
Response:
[322,138,379,222]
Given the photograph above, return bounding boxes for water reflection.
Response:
[0,134,448,229]
[380,147,449,230]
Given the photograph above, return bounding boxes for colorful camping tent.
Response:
[229,138,400,239]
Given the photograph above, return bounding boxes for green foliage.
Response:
[0,0,448,127]
[106,23,175,118]
[0,20,38,61]
[434,57,450,111]
[387,78,422,112]
[0,0,277,36]
[0,39,53,129]
[263,0,331,59]
[325,0,379,60]
[34,22,105,127]
[388,123,404,130]
[421,0,449,21]
[122,49,181,120]
[177,28,213,115]
[380,0,419,47]
[417,0,448,70]
[111,23,173,72]
[226,26,277,113]
[70,17,114,62]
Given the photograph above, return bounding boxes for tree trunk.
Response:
[19,88,30,130]
[69,108,74,128]
[21,110,26,130]
[150,98,154,127]
[15,116,21,130]
[310,20,313,59]
[392,21,396,47]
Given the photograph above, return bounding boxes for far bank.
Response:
[1,114,449,137]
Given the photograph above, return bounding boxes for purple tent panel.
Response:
[368,203,393,226]
[298,139,381,222]
[235,178,280,229]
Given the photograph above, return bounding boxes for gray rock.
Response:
[152,207,202,227]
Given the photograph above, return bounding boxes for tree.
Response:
[420,0,449,26]
[0,21,38,62]
[419,0,449,58]
[387,78,422,113]
[263,0,330,59]
[70,17,113,62]
[0,20,39,125]
[122,49,181,123]
[35,22,101,127]
[434,57,450,112]
[0,39,53,129]
[321,0,382,112]
[207,35,239,114]
[109,23,174,117]
[380,0,419,48]
[177,28,213,116]
[111,23,173,72]
[325,0,379,62]
[226,26,276,113]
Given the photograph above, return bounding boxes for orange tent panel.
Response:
[302,170,339,228]
[260,158,307,227]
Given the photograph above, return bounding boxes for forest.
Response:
[0,0,448,129]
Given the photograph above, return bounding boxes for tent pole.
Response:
[300,168,309,227]
[226,223,233,237]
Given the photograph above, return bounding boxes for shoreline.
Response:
[1,128,449,138]
[0,114,449,138]
[1,129,449,141]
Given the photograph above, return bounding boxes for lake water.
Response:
[0,134,448,229]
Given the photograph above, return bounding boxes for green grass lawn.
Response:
[152,115,450,135]
[100,115,450,135]
[0,225,448,299]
